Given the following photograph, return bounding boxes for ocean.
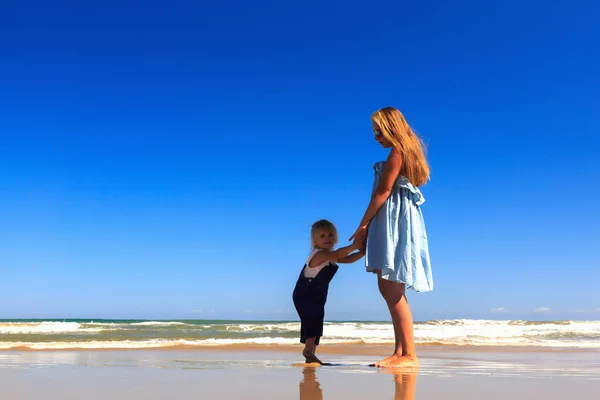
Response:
[1,319,599,350]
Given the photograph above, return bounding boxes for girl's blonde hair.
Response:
[311,219,338,248]
[372,107,430,187]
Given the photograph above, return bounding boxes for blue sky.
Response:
[1,0,599,321]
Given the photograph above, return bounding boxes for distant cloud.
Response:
[491,308,510,313]
[596,308,600,313]
[535,307,550,313]
[191,309,203,313]
[575,309,586,314]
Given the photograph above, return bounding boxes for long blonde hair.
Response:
[372,107,430,186]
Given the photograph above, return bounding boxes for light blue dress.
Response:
[365,161,433,292]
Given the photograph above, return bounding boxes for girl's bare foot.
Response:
[303,349,323,365]
[374,354,419,368]
[373,353,400,367]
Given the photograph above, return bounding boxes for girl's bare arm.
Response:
[350,149,402,241]
[338,250,365,264]
[309,243,359,267]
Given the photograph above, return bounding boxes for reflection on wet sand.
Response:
[391,371,417,400]
[299,367,417,400]
[299,367,323,400]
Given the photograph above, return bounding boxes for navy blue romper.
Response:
[292,255,339,346]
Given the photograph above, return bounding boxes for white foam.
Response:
[225,323,299,332]
[0,337,306,350]
[0,322,104,334]
[321,320,600,347]
[2,319,600,349]
[129,321,187,326]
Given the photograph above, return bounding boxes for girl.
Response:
[350,107,433,368]
[293,219,364,365]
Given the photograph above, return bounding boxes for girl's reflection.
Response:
[392,372,417,400]
[299,367,417,400]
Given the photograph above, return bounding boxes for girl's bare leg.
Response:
[378,273,403,355]
[374,271,419,368]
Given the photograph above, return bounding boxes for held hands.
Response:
[336,231,366,264]
[349,225,368,253]
[355,236,366,253]
[349,225,368,244]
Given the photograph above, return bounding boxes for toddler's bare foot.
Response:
[303,349,323,365]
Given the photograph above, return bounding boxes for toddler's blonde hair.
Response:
[311,219,338,248]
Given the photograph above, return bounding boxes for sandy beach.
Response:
[3,345,599,399]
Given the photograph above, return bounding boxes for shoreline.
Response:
[3,319,598,351]
[3,343,598,353]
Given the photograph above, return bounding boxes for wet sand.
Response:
[2,346,599,399]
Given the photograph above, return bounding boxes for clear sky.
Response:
[1,0,599,321]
